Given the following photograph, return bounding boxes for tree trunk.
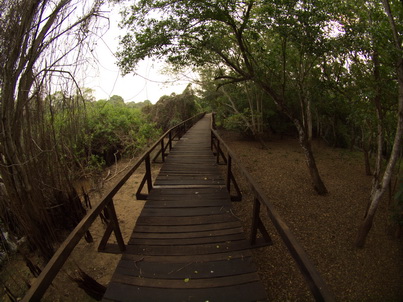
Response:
[294,119,328,195]
[363,149,372,176]
[356,90,403,247]
[372,50,384,194]
[362,126,372,176]
[306,98,313,144]
[355,187,384,247]
[259,82,328,194]
[355,210,375,248]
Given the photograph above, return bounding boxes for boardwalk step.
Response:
[103,282,268,302]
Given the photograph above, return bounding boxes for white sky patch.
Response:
[82,5,192,103]
[323,20,345,38]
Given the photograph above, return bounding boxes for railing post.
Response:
[250,198,261,246]
[226,154,241,201]
[98,199,125,252]
[108,200,125,251]
[178,124,183,139]
[211,132,214,152]
[136,154,153,200]
[169,130,172,151]
[145,154,153,193]
[161,139,165,162]
[250,198,273,247]
[216,140,220,164]
[227,154,232,193]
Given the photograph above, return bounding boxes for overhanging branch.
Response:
[214,75,250,90]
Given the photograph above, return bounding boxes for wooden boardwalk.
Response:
[102,115,268,302]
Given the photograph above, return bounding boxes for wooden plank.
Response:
[128,233,245,246]
[163,153,213,157]
[154,179,225,186]
[133,221,241,233]
[140,206,231,217]
[163,153,214,157]
[155,174,223,180]
[158,170,219,175]
[163,158,215,162]
[116,257,257,279]
[103,282,268,302]
[136,213,237,226]
[154,178,225,185]
[131,227,243,239]
[112,272,260,289]
[121,249,253,263]
[147,188,229,199]
[124,240,251,256]
[144,199,230,208]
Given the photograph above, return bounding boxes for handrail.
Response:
[210,115,336,302]
[22,112,206,301]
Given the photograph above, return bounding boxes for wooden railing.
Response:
[22,112,205,302]
[210,114,336,302]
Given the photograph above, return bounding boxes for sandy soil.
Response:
[1,133,402,301]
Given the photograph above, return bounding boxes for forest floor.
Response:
[219,131,403,302]
[1,132,402,301]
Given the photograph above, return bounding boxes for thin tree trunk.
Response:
[363,149,372,176]
[306,97,313,144]
[222,86,267,148]
[259,82,328,194]
[372,50,384,193]
[356,89,403,246]
[294,118,328,195]
[362,126,372,176]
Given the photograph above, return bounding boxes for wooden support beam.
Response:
[227,155,242,201]
[250,198,272,247]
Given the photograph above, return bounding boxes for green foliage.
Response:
[126,100,152,109]
[49,92,161,176]
[197,70,288,136]
[223,112,248,132]
[147,84,201,130]
[87,154,106,174]
[86,98,161,165]
[108,95,125,106]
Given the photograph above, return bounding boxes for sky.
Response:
[82,5,194,104]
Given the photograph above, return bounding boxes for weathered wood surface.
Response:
[103,115,267,302]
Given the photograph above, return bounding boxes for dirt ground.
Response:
[220,131,403,301]
[1,133,402,301]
